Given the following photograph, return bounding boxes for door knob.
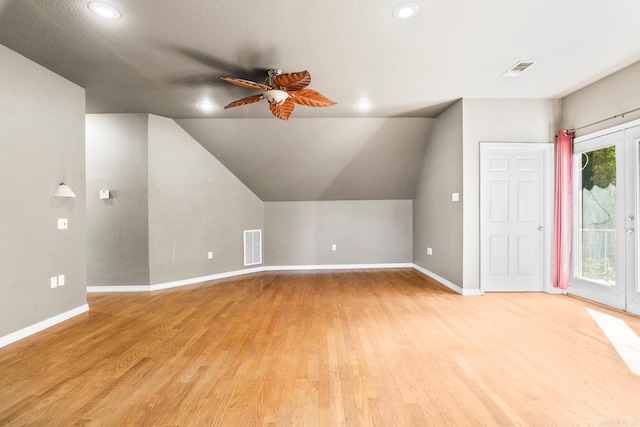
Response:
[626,228,635,234]
[537,226,543,231]
[629,215,635,221]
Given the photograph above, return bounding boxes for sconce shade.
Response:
[53,183,76,198]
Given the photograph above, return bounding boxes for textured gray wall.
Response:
[264,200,412,266]
[461,99,558,290]
[0,44,86,337]
[148,115,264,284]
[413,100,464,286]
[176,118,434,201]
[86,114,150,286]
[562,61,640,136]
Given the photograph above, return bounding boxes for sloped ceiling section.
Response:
[177,118,434,201]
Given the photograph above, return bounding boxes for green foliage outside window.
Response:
[581,146,616,190]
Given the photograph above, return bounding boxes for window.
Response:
[576,145,617,286]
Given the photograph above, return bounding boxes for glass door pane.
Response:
[572,123,640,314]
[577,146,617,286]
[571,130,625,310]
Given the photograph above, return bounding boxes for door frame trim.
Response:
[570,131,625,309]
[624,135,639,314]
[572,119,640,313]
[479,142,555,293]
[574,118,640,143]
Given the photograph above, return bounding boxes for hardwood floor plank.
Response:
[1,269,640,426]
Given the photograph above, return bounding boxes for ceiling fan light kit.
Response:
[219,69,335,120]
[264,90,290,105]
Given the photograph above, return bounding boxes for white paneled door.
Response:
[480,143,552,292]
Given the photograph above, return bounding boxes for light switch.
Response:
[452,192,460,202]
[332,244,337,251]
[208,251,213,259]
[58,218,68,229]
[50,276,58,288]
[427,247,433,255]
[58,274,65,286]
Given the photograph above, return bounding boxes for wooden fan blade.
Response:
[269,98,295,120]
[290,89,336,107]
[273,70,311,91]
[219,76,271,91]
[223,94,265,109]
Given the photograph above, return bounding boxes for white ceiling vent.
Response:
[501,60,537,77]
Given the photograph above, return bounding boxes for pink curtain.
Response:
[552,130,574,289]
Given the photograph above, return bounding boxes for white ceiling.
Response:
[1,0,639,199]
[2,0,639,119]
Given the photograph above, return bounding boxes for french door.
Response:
[571,124,639,314]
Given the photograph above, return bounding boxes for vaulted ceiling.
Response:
[177,118,434,201]
[1,0,639,200]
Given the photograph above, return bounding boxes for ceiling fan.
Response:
[219,69,335,120]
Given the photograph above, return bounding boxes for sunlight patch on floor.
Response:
[588,308,640,376]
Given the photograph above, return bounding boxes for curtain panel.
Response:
[552,129,574,289]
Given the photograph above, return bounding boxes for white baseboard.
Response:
[545,285,566,295]
[263,263,413,271]
[411,264,484,296]
[87,285,151,292]
[0,304,89,349]
[87,263,414,292]
[461,288,484,296]
[149,267,265,291]
[87,264,481,297]
[87,267,265,293]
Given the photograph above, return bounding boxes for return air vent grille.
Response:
[244,229,262,266]
[501,60,537,77]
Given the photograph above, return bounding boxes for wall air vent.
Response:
[243,229,262,266]
[501,60,537,77]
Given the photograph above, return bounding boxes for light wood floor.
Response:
[1,269,640,426]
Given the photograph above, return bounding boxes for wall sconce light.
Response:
[52,183,76,198]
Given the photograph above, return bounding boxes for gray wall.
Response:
[0,44,86,336]
[177,118,434,201]
[86,114,150,286]
[265,200,412,266]
[413,100,464,285]
[148,115,264,284]
[461,99,559,290]
[562,60,640,136]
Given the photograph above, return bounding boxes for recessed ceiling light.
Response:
[394,3,420,19]
[198,102,216,112]
[357,100,371,111]
[87,2,121,20]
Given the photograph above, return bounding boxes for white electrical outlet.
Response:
[58,274,65,286]
[58,218,68,229]
[332,244,337,251]
[208,251,213,259]
[427,247,433,255]
[452,192,460,202]
[50,276,58,288]
[99,189,110,199]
